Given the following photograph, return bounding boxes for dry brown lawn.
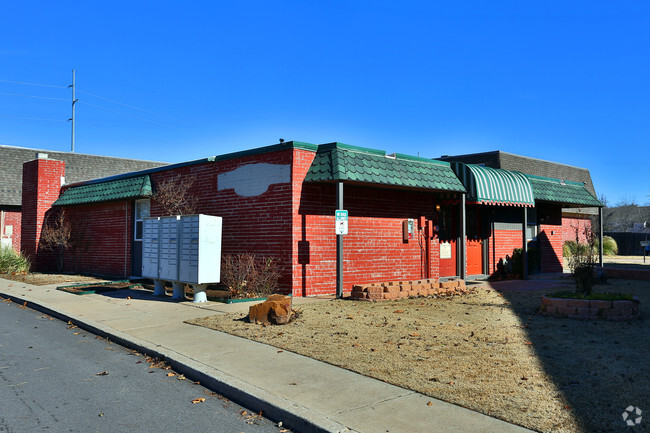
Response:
[188,278,647,432]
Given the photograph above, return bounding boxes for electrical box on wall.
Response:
[402,218,415,241]
[141,214,222,284]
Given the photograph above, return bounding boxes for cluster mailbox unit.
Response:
[141,214,222,302]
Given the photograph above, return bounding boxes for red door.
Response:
[438,207,457,277]
[466,239,483,275]
[466,206,484,275]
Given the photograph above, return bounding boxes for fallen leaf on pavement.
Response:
[166,372,176,377]
[191,398,205,404]
[73,332,80,335]
[427,401,433,406]
[95,371,109,376]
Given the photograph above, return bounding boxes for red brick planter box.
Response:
[540,295,641,321]
[351,278,467,301]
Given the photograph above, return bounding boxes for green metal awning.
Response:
[525,174,602,207]
[305,143,466,193]
[53,175,152,206]
[451,163,535,207]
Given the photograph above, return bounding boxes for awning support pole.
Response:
[336,181,344,298]
[523,207,528,280]
[598,207,604,268]
[460,193,466,280]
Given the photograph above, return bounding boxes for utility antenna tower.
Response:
[68,69,78,152]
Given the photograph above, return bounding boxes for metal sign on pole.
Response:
[335,210,348,235]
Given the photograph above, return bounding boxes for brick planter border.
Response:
[351,278,467,301]
[540,295,641,321]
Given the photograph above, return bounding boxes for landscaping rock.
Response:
[248,294,293,325]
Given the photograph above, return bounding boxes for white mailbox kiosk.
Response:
[142,214,222,302]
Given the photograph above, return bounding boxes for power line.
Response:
[0,79,67,89]
[78,100,186,129]
[77,89,198,126]
[0,92,68,101]
[0,115,66,122]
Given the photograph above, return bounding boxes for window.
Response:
[134,199,150,241]
[526,207,538,241]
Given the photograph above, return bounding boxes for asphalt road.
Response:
[0,297,288,433]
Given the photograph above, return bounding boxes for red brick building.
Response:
[21,142,601,296]
[1,145,165,252]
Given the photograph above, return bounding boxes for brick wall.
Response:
[488,228,523,274]
[60,202,132,277]
[538,205,563,272]
[56,148,296,283]
[293,149,441,296]
[1,209,21,251]
[21,158,65,269]
[562,216,592,243]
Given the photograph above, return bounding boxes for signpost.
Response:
[641,240,650,263]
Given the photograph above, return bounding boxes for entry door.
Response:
[131,199,150,277]
[438,207,457,277]
[466,206,485,275]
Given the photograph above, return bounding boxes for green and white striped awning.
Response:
[451,163,535,207]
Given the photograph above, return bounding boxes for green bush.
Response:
[0,246,30,274]
[511,246,541,275]
[602,236,618,256]
[563,240,577,257]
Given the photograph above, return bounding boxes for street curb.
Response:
[0,291,357,433]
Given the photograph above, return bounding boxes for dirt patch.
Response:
[0,273,110,286]
[57,281,141,295]
[187,279,649,433]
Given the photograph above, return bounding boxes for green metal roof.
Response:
[53,175,152,206]
[525,174,602,207]
[305,143,466,193]
[451,163,535,207]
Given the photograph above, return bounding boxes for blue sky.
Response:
[1,1,648,205]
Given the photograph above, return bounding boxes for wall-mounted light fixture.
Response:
[435,204,441,212]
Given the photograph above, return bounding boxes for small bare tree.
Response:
[40,210,72,272]
[151,174,199,215]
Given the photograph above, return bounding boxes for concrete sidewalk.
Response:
[0,277,534,433]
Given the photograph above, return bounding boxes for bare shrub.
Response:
[221,254,282,298]
[152,174,199,215]
[40,210,72,272]
[566,225,597,295]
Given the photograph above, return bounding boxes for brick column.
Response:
[21,156,65,269]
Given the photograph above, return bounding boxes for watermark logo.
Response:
[622,406,642,427]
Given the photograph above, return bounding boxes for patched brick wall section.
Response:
[538,205,563,272]
[60,202,132,277]
[294,151,441,296]
[21,158,65,269]
[488,229,523,274]
[562,217,592,243]
[1,209,21,251]
[61,149,296,283]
